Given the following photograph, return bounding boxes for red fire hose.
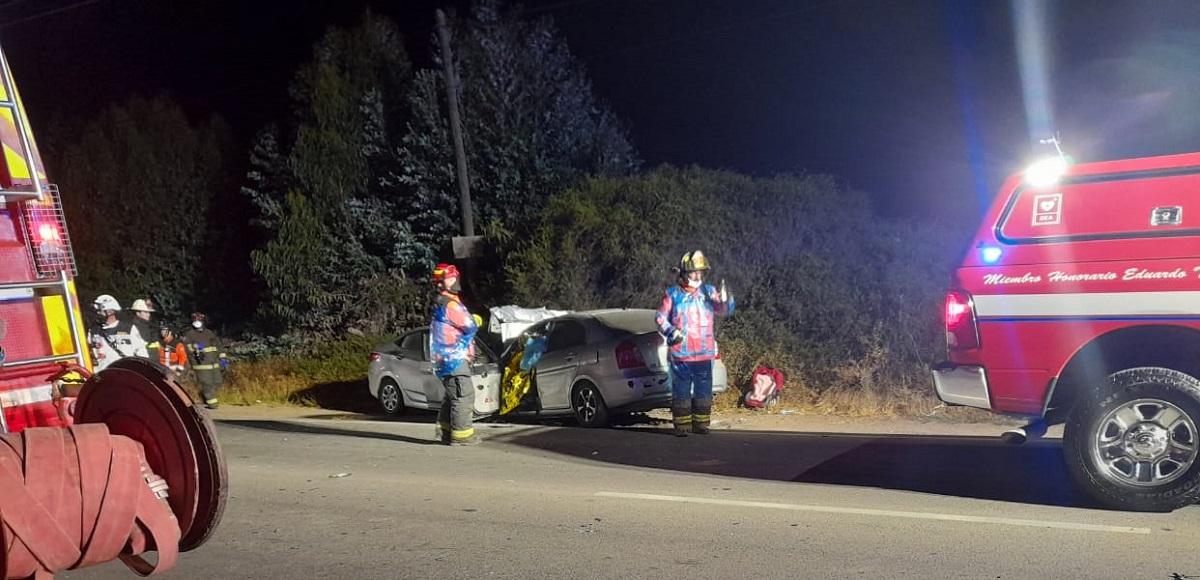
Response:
[1,358,227,579]
[0,425,179,578]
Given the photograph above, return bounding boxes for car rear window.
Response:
[593,310,658,335]
[997,169,1200,243]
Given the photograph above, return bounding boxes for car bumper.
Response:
[931,361,991,410]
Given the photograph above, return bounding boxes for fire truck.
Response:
[933,150,1200,512]
[0,46,92,434]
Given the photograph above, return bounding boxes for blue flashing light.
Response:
[981,246,1002,264]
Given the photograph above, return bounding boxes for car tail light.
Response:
[615,340,646,370]
[369,353,381,362]
[945,290,979,350]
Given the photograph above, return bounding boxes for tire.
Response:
[1063,367,1200,512]
[378,380,405,416]
[571,381,610,428]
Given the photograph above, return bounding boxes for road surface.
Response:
[63,414,1200,579]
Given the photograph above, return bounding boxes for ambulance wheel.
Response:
[378,380,405,416]
[572,381,609,428]
[1063,367,1200,512]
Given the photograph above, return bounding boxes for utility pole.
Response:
[435,9,475,238]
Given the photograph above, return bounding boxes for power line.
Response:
[0,0,108,29]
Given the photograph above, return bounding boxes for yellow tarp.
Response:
[499,342,534,415]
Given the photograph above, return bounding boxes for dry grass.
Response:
[221,358,353,407]
[223,343,1020,425]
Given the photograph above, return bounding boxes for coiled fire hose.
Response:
[0,425,179,578]
[0,358,227,580]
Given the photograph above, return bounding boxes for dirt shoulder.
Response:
[210,404,1057,439]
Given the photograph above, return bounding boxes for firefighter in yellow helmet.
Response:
[655,250,735,436]
[129,298,160,362]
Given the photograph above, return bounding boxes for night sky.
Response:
[3,0,1200,217]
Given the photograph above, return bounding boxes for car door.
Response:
[418,331,446,406]
[534,319,587,410]
[468,339,500,416]
[394,330,438,408]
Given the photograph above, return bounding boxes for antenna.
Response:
[1039,132,1065,161]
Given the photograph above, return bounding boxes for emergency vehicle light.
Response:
[981,246,1002,264]
[21,185,76,277]
[1024,156,1068,188]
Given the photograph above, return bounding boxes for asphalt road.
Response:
[62,416,1200,580]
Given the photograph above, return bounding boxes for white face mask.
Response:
[192,320,203,329]
[687,278,702,289]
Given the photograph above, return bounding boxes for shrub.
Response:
[506,165,973,412]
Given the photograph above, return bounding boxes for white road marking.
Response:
[596,492,1151,534]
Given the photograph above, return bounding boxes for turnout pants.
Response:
[436,370,476,444]
[670,360,714,434]
[195,368,223,408]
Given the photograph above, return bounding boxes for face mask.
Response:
[192,321,203,329]
[687,278,701,289]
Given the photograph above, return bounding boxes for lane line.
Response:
[595,492,1151,534]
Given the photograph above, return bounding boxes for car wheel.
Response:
[1063,367,1200,512]
[572,381,610,428]
[378,380,405,416]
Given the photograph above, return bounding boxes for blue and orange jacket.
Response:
[655,283,735,362]
[430,293,478,378]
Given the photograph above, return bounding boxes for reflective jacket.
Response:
[158,336,189,370]
[87,319,148,372]
[655,283,735,362]
[183,327,226,372]
[430,293,477,378]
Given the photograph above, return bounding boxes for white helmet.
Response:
[93,294,121,312]
[130,298,155,313]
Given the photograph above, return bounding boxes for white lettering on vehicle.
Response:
[1047,271,1118,282]
[983,273,1042,285]
[1123,267,1187,281]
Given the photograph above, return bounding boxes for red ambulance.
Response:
[934,150,1200,511]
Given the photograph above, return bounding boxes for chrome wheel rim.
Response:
[1093,398,1198,487]
[575,386,598,423]
[380,383,400,413]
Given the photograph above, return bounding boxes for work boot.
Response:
[692,424,710,435]
[450,436,481,447]
[671,399,691,437]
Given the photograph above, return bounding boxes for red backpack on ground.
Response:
[745,366,784,408]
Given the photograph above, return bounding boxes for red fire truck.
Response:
[934,150,1200,512]
[0,46,92,434]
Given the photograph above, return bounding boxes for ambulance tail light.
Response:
[945,290,980,350]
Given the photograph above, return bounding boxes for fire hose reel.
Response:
[1,358,228,579]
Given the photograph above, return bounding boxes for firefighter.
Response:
[87,294,148,372]
[655,250,735,436]
[157,323,188,376]
[430,263,481,446]
[129,298,160,362]
[183,312,227,409]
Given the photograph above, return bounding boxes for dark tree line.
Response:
[51,1,637,335]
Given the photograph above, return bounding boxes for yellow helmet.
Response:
[680,250,710,273]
